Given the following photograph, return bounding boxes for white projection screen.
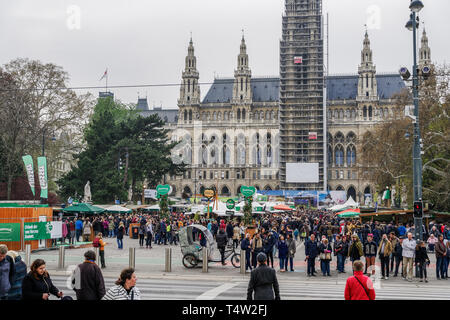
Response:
[286,163,319,183]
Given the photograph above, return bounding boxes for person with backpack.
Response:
[93,233,106,269]
[344,260,376,300]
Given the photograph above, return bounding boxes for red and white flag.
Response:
[294,56,303,64]
[99,69,108,81]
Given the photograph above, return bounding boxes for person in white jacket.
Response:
[401,233,416,281]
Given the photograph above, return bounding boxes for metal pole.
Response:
[411,10,423,241]
[240,249,246,274]
[25,244,31,270]
[165,248,172,272]
[42,129,45,156]
[58,246,65,270]
[129,247,135,269]
[94,247,100,265]
[202,248,208,273]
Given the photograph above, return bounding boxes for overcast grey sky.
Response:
[1,0,448,109]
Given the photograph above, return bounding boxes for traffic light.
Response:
[413,201,423,218]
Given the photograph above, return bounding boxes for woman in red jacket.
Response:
[344,260,376,300]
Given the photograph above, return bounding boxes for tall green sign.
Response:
[37,156,48,199]
[0,223,21,242]
[22,155,35,196]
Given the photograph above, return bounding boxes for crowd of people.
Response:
[1,207,449,300]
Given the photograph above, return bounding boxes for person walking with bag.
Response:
[344,260,376,300]
[319,238,332,276]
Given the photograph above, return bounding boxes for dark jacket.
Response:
[21,272,60,300]
[247,264,280,300]
[216,230,228,248]
[415,247,429,264]
[363,241,378,257]
[7,256,26,300]
[393,241,403,257]
[117,226,124,240]
[435,241,446,258]
[241,238,251,252]
[278,240,288,259]
[305,239,318,258]
[263,235,276,253]
[226,223,234,239]
[72,261,106,300]
[0,255,15,297]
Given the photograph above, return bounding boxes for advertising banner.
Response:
[50,221,62,239]
[24,222,54,240]
[37,156,48,199]
[0,223,21,242]
[22,155,35,196]
[144,189,157,199]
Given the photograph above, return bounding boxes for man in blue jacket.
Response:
[75,218,84,243]
[305,234,318,276]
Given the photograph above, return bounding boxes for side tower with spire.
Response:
[178,37,201,124]
[232,34,253,123]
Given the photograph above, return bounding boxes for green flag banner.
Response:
[0,223,21,242]
[22,155,35,196]
[37,156,48,199]
[24,222,52,240]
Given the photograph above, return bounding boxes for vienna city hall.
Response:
[137,18,432,204]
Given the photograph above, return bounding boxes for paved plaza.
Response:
[24,235,449,300]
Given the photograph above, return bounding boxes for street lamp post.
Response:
[406,0,424,240]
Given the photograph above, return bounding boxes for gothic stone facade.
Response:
[139,30,431,202]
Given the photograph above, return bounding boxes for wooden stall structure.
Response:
[0,205,53,251]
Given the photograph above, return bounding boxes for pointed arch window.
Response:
[335,145,344,167]
[363,106,367,119]
[347,145,356,167]
[237,109,241,121]
[368,106,372,119]
[242,109,246,121]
